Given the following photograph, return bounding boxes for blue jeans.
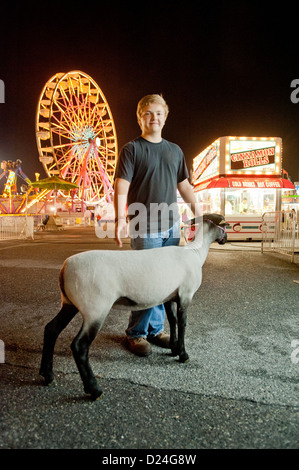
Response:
[126,222,181,338]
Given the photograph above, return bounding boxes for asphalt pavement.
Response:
[0,226,298,451]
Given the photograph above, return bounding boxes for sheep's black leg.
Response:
[177,304,189,363]
[164,301,178,356]
[71,320,102,401]
[40,303,78,385]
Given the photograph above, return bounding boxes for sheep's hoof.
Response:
[84,384,103,401]
[179,353,189,363]
[92,390,103,401]
[39,369,54,386]
[88,388,103,401]
[45,379,55,387]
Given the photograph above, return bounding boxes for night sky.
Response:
[1,0,299,186]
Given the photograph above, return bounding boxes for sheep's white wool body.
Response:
[63,245,203,317]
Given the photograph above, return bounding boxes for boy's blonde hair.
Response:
[136,94,169,123]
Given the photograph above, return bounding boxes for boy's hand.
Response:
[114,218,127,247]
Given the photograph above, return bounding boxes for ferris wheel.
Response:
[35,71,118,203]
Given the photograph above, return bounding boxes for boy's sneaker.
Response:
[148,331,170,348]
[127,337,152,356]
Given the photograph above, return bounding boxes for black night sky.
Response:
[1,0,299,184]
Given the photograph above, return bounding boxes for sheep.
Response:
[40,213,227,400]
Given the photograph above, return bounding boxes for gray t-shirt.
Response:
[114,136,189,234]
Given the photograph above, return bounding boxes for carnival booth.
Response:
[192,136,295,240]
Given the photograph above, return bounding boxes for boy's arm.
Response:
[114,177,130,247]
[177,178,199,217]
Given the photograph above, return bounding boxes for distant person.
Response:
[225,199,233,215]
[42,215,49,226]
[239,197,248,213]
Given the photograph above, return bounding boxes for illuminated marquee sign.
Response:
[193,140,219,184]
[230,146,275,170]
[230,179,284,188]
[229,139,279,173]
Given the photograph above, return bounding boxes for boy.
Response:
[114,94,197,356]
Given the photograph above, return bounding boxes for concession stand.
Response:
[192,136,295,240]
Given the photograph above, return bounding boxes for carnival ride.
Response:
[0,160,30,195]
[0,160,33,214]
[0,71,118,215]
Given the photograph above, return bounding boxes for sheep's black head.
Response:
[203,214,228,244]
[189,213,228,245]
[216,222,228,244]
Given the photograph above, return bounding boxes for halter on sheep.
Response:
[40,213,228,400]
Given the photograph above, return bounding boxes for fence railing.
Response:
[0,216,34,240]
[261,211,298,263]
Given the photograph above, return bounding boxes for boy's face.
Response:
[138,103,167,136]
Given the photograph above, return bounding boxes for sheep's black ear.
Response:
[219,222,230,227]
[186,214,227,226]
[185,217,202,225]
[184,218,195,225]
[204,213,225,225]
